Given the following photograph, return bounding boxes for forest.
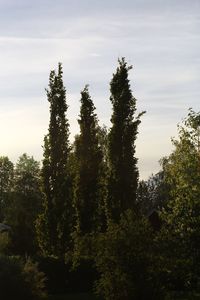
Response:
[0,58,199,300]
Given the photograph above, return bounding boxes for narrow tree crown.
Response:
[108,58,143,221]
[36,63,71,257]
[74,85,104,234]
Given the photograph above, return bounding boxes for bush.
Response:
[0,255,47,300]
[37,256,98,294]
[93,210,166,300]
[37,256,70,294]
[0,232,11,254]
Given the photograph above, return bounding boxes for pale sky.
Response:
[0,0,199,179]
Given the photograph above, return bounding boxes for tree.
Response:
[5,154,42,255]
[160,109,200,291]
[137,171,169,215]
[107,58,144,222]
[0,156,14,221]
[36,63,72,258]
[74,86,105,234]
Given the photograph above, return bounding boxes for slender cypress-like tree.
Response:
[107,58,144,222]
[74,86,104,234]
[36,63,72,257]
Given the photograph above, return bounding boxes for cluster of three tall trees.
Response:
[36,59,143,257]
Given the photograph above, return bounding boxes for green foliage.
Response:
[4,153,42,255]
[23,257,47,299]
[38,256,70,294]
[137,171,169,214]
[107,58,144,222]
[74,86,105,234]
[0,255,47,300]
[93,210,166,300]
[0,156,14,221]
[160,109,200,291]
[38,255,98,295]
[49,293,99,300]
[0,232,11,254]
[36,63,72,258]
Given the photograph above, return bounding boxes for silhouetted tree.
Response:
[107,58,144,222]
[74,86,105,234]
[137,171,169,215]
[36,63,72,257]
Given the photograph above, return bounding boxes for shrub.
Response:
[0,232,11,254]
[0,255,47,300]
[93,210,166,300]
[37,256,98,294]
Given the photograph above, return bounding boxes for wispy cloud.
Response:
[0,0,199,178]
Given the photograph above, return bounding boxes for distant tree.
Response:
[107,58,144,221]
[5,154,42,255]
[137,171,169,215]
[36,63,72,258]
[136,180,151,214]
[97,125,109,167]
[74,86,105,234]
[0,156,14,221]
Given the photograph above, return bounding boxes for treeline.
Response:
[0,59,200,299]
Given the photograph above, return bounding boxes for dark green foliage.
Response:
[38,256,98,295]
[137,171,169,214]
[0,156,14,221]
[93,210,166,300]
[49,293,99,300]
[0,255,47,300]
[37,256,69,294]
[107,58,144,222]
[5,153,42,255]
[69,259,98,293]
[36,63,72,257]
[0,232,11,254]
[74,86,105,234]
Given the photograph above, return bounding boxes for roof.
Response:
[146,208,158,218]
[0,223,11,233]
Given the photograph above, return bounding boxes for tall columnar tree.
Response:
[107,58,144,222]
[36,63,72,257]
[74,86,105,234]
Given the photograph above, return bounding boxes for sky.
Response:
[0,0,199,179]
